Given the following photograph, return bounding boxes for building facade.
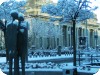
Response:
[25,0,100,50]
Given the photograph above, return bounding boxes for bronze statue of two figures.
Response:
[6,11,28,75]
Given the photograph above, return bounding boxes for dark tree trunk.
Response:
[72,20,76,66]
[3,20,9,62]
[3,29,8,61]
[5,21,8,62]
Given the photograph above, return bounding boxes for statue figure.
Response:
[15,13,28,75]
[6,11,28,75]
[6,10,18,75]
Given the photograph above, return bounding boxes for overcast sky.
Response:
[93,0,100,23]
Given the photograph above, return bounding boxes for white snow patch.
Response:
[18,13,24,18]
[93,69,100,75]
[0,69,6,75]
[13,20,18,25]
[20,21,29,28]
[28,55,73,61]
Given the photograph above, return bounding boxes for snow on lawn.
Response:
[0,55,100,74]
[78,67,99,74]
[28,54,73,61]
[0,55,73,63]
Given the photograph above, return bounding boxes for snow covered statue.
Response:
[6,11,28,75]
[16,13,28,75]
[6,10,18,75]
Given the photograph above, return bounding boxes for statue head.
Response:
[10,10,18,20]
[18,13,24,21]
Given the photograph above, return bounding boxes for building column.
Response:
[65,26,68,47]
[42,37,45,49]
[97,30,100,45]
[59,26,63,47]
[87,29,90,47]
[76,28,78,50]
[93,31,95,48]
[81,28,84,37]
[85,28,89,48]
[62,26,67,47]
[94,30,98,49]
[35,37,40,49]
[90,29,94,48]
[66,26,69,47]
[54,37,57,48]
[59,35,63,47]
[67,26,70,47]
[69,27,72,47]
[51,37,55,49]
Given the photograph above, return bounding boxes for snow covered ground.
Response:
[0,56,100,75]
[0,49,100,75]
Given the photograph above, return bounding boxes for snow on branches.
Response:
[41,0,97,22]
[32,18,62,38]
[0,0,26,21]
